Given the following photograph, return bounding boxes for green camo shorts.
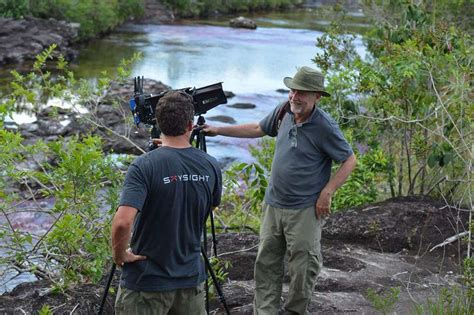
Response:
[115,283,206,315]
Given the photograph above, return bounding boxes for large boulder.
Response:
[229,16,257,30]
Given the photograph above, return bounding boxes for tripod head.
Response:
[190,115,208,152]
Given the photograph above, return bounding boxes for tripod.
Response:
[190,115,230,315]
[98,117,230,315]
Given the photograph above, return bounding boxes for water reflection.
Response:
[129,24,336,94]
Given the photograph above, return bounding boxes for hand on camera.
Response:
[201,124,218,136]
[152,138,163,147]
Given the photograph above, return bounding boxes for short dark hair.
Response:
[155,91,194,136]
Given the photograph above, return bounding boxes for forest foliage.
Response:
[313,2,472,202]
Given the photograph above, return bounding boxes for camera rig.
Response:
[130,76,227,125]
[129,76,227,151]
[97,77,230,315]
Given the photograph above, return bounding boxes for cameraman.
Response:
[111,91,222,314]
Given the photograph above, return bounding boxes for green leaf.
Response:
[442,152,454,166]
[427,154,439,168]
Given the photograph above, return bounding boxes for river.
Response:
[70,11,367,163]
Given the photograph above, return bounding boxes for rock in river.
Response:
[206,115,237,124]
[229,16,257,30]
[227,103,256,109]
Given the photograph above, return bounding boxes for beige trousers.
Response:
[253,203,324,315]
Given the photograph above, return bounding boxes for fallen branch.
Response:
[217,244,259,258]
[70,303,80,314]
[429,231,469,252]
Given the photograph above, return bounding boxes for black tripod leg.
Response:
[97,263,116,315]
[210,211,218,257]
[203,228,210,314]
[201,246,231,315]
[195,130,201,149]
[200,132,207,152]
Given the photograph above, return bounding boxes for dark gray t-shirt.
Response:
[119,146,222,291]
[259,104,353,209]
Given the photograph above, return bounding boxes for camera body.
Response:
[129,76,227,127]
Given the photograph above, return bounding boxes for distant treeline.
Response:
[161,0,304,17]
[0,0,144,39]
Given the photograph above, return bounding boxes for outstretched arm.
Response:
[202,123,265,138]
[316,153,357,219]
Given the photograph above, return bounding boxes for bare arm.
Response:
[316,153,357,219]
[111,205,146,266]
[202,123,265,138]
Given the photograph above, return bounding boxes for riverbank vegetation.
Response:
[161,0,304,17]
[0,0,144,39]
[0,0,472,312]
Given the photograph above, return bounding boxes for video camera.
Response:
[129,76,227,127]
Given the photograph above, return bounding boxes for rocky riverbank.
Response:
[0,196,469,314]
[0,1,174,66]
[0,1,263,68]
[7,79,169,156]
[0,17,80,65]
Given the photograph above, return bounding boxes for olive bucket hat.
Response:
[283,66,331,97]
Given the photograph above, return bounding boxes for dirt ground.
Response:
[0,196,470,314]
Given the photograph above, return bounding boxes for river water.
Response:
[71,16,367,162]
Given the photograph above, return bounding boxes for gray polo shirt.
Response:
[259,103,353,209]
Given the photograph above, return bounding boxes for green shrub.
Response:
[413,285,472,315]
[366,286,401,315]
[314,4,472,201]
[0,133,123,288]
[219,161,267,233]
[0,45,139,289]
[206,256,231,300]
[0,0,29,18]
[332,146,389,211]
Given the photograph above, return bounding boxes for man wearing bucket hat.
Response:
[204,66,356,314]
